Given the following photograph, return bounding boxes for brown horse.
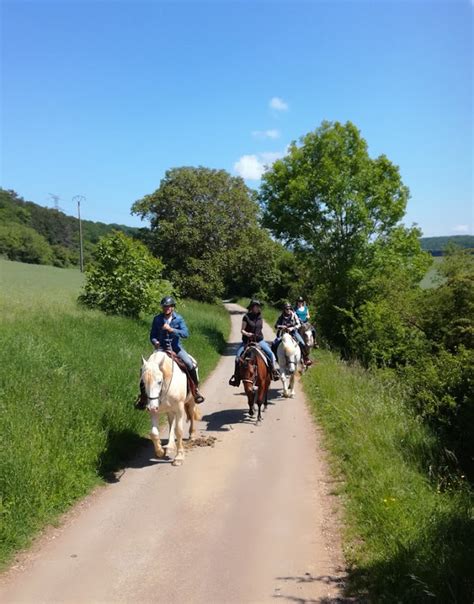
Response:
[238,343,271,422]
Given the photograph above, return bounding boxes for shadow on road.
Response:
[202,408,248,431]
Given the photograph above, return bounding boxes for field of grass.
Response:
[0,259,230,567]
[302,351,473,603]
[420,256,444,289]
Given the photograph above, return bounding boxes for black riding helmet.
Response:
[160,296,176,307]
[283,302,293,310]
[247,299,262,310]
[296,296,304,302]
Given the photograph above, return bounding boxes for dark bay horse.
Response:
[238,343,271,422]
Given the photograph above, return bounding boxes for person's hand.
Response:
[162,323,173,333]
[151,339,160,349]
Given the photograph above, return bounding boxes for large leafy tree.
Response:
[261,121,429,354]
[132,167,277,301]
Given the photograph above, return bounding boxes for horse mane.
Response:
[282,332,298,356]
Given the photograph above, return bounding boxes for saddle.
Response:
[240,342,269,366]
[164,350,199,401]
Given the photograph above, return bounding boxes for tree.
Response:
[261,121,429,354]
[79,231,173,318]
[132,167,277,301]
[0,222,53,265]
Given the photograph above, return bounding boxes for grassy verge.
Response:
[302,350,473,603]
[0,260,229,567]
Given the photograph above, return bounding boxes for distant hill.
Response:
[0,188,140,267]
[420,235,474,255]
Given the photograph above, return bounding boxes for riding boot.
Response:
[189,366,205,404]
[229,360,241,387]
[269,360,280,381]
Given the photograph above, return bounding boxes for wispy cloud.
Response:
[452,224,471,234]
[269,96,289,111]
[234,150,285,181]
[252,129,281,140]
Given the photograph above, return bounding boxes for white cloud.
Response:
[234,150,285,181]
[252,129,281,140]
[269,96,288,111]
[234,155,265,180]
[452,224,471,234]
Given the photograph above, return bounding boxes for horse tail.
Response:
[185,400,201,422]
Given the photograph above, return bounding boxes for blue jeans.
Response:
[237,341,276,365]
[176,348,194,370]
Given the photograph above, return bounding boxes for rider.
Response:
[294,296,317,347]
[149,296,205,404]
[229,299,280,387]
[273,302,312,366]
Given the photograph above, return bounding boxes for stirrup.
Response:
[271,369,280,381]
[194,390,205,404]
[229,375,240,387]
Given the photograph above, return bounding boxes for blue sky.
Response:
[1,0,472,236]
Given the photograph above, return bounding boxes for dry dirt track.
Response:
[0,303,346,604]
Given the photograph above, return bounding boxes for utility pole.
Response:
[73,195,85,272]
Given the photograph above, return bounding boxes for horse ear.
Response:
[142,356,147,366]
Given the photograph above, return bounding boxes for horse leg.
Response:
[150,411,165,458]
[289,374,296,398]
[166,413,177,458]
[186,400,196,440]
[172,408,185,467]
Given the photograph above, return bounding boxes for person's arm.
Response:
[150,316,161,346]
[171,315,189,339]
[241,317,251,337]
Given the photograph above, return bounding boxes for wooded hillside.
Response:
[0,189,139,267]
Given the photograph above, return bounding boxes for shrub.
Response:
[79,231,173,318]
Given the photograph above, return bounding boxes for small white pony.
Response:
[141,350,200,466]
[276,332,303,398]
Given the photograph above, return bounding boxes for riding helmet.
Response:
[296,296,304,302]
[248,299,262,309]
[283,302,293,310]
[160,296,176,307]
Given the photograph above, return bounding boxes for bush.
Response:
[79,231,173,318]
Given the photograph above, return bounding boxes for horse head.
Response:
[280,332,299,374]
[299,323,314,349]
[140,353,165,411]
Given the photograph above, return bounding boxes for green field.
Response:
[420,256,444,289]
[302,351,473,603]
[0,259,230,566]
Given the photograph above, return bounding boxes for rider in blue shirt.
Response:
[149,296,205,404]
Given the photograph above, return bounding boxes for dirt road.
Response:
[0,303,346,603]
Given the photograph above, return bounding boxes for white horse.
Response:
[141,351,200,466]
[276,332,302,398]
[299,321,315,350]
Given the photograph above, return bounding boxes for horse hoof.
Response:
[172,459,183,467]
[154,447,166,458]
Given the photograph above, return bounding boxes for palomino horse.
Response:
[298,321,315,350]
[277,332,302,398]
[140,351,200,466]
[238,344,271,422]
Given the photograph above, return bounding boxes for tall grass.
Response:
[302,350,473,603]
[0,260,229,566]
